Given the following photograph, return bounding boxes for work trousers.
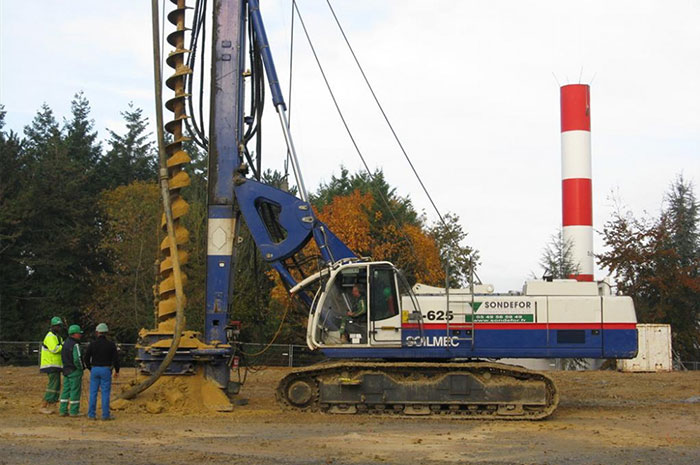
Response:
[43,372,61,403]
[58,372,83,416]
[88,366,112,420]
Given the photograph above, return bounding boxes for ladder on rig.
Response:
[444,264,476,350]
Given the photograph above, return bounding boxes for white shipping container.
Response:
[617,324,673,372]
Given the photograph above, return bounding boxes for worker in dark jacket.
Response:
[59,325,84,417]
[84,323,119,420]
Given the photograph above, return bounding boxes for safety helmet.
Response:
[68,324,83,335]
[96,323,109,333]
[50,316,63,326]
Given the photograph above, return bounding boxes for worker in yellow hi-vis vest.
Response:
[39,316,64,414]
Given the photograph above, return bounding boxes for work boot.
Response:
[40,407,53,414]
[102,416,116,421]
[69,413,85,418]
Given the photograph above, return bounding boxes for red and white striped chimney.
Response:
[560,84,594,282]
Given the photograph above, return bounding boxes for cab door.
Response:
[369,266,401,345]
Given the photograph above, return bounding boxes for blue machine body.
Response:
[320,327,638,360]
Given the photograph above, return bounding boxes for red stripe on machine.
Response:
[562,178,592,226]
[402,323,636,330]
[561,84,591,132]
[568,273,594,282]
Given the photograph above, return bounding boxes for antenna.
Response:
[551,72,561,87]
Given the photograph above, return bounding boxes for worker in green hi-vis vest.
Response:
[59,325,84,417]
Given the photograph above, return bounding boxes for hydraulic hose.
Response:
[120,0,188,400]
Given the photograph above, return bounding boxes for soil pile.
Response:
[113,369,232,414]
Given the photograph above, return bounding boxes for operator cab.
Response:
[306,261,420,350]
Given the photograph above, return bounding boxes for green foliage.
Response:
[98,103,157,189]
[429,212,479,288]
[598,177,700,360]
[0,97,159,341]
[63,91,102,169]
[665,174,699,268]
[537,229,579,280]
[0,97,105,340]
[0,105,29,339]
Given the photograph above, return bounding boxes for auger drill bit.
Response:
[157,0,192,333]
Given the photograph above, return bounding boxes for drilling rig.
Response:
[134,0,638,418]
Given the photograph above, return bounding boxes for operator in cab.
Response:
[339,284,367,343]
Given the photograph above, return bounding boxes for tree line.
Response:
[1,94,156,342]
[1,94,697,360]
[0,95,474,344]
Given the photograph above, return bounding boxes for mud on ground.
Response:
[0,366,698,465]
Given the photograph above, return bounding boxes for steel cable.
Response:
[325,0,480,282]
[292,2,419,261]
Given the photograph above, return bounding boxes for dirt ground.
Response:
[0,366,698,465]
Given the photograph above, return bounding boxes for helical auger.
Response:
[157,0,192,332]
[119,0,195,401]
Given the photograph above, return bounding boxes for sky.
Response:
[1,0,699,292]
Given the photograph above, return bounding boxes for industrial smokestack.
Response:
[560,84,594,282]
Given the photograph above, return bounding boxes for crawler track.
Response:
[277,361,559,420]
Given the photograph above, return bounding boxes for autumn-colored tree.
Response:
[315,188,443,285]
[87,182,161,342]
[598,177,700,360]
[316,189,374,254]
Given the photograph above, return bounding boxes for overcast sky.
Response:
[2,1,699,291]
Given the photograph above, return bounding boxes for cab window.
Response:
[370,267,399,321]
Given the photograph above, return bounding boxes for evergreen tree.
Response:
[429,212,479,288]
[538,229,579,279]
[23,104,61,158]
[8,100,105,340]
[99,103,157,189]
[64,91,102,169]
[664,174,699,268]
[0,106,29,339]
